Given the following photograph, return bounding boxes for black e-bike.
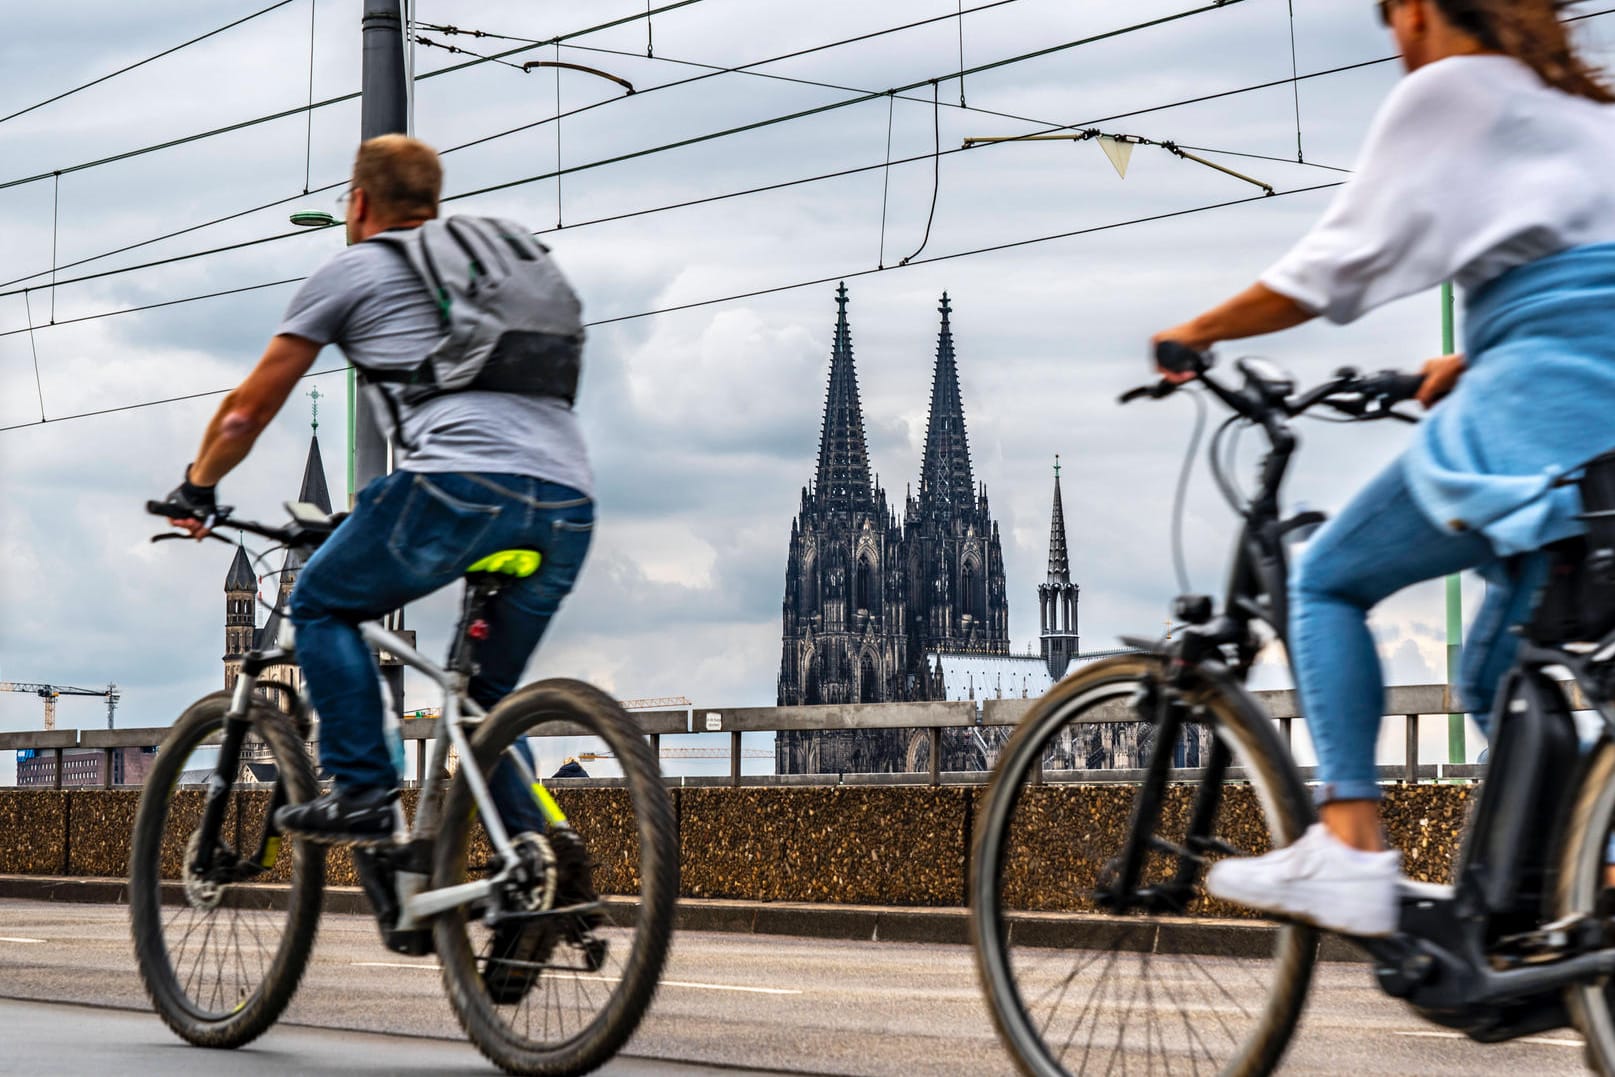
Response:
[971,343,1615,1075]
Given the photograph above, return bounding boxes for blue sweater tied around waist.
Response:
[1403,242,1615,556]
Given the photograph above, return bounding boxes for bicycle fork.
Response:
[1097,689,1228,914]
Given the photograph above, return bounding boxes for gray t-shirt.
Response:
[277,236,593,496]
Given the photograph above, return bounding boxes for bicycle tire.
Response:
[1556,736,1615,1073]
[970,654,1318,1077]
[129,691,326,1048]
[434,678,679,1076]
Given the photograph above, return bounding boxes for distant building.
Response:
[17,746,156,787]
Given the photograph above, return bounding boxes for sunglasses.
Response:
[1376,0,1400,26]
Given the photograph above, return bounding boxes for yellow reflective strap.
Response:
[259,835,282,869]
[532,783,568,826]
[465,549,542,578]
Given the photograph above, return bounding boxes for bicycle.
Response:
[969,342,1615,1075]
[129,499,679,1076]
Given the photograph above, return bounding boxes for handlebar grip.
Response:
[1363,371,1427,403]
[1155,341,1210,376]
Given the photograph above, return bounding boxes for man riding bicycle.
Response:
[161,135,599,977]
[1153,0,1615,937]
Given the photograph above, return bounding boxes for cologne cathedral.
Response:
[776,285,1014,774]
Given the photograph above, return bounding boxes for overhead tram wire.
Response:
[0,0,1268,300]
[0,0,1039,286]
[0,0,715,196]
[8,0,1608,207]
[18,1,1608,331]
[440,0,1256,205]
[0,0,299,127]
[0,110,1313,327]
[0,180,1343,433]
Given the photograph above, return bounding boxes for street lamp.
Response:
[289,210,341,228]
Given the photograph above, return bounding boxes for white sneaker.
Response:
[1205,823,1402,937]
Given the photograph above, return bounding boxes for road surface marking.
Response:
[351,962,800,994]
[0,937,45,944]
[1392,1029,1579,1048]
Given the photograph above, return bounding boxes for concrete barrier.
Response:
[0,783,1476,912]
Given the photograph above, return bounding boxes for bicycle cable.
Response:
[1169,386,1210,594]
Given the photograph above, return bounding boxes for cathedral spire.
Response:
[917,292,975,524]
[1047,455,1071,585]
[812,282,874,513]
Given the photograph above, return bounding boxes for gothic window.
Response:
[961,563,979,619]
[855,555,874,613]
[859,654,878,703]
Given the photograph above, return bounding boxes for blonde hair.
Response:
[352,135,442,220]
[1435,0,1614,102]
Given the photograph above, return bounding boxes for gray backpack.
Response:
[366,215,584,407]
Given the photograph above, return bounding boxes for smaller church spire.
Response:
[1047,455,1071,585]
[225,537,255,592]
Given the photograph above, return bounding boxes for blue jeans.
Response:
[1290,460,1548,804]
[288,471,593,832]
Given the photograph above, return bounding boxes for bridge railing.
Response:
[2,682,1530,789]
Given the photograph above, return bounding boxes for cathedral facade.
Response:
[776,286,1014,774]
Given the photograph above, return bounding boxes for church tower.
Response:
[224,540,256,692]
[1039,456,1080,680]
[777,284,909,772]
[902,293,1009,694]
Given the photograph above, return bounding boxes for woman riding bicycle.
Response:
[1153,0,1615,937]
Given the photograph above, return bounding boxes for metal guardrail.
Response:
[1,683,1509,790]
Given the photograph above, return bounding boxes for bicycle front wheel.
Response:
[128,691,325,1048]
[970,655,1318,1077]
[434,678,679,1076]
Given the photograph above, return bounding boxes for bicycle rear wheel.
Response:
[129,691,325,1047]
[1556,736,1615,1073]
[434,678,679,1076]
[970,655,1318,1077]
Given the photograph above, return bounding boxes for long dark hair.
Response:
[1433,0,1614,102]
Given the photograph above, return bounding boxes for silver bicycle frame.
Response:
[234,615,544,930]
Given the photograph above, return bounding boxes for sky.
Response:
[4,1,1612,778]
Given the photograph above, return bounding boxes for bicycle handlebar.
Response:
[146,500,341,548]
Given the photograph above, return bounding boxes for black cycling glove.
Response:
[166,465,218,520]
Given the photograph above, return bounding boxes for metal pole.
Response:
[361,0,409,721]
[356,0,405,505]
[1442,281,1464,765]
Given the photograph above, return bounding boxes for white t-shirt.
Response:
[1261,55,1615,325]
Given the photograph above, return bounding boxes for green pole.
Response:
[347,366,357,508]
[1443,281,1464,764]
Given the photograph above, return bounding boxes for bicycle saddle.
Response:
[465,549,543,578]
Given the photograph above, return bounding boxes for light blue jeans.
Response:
[1289,459,1548,804]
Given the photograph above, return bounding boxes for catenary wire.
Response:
[0,0,1068,286]
[0,1,1266,301]
[21,0,1605,327]
[0,0,299,127]
[6,0,1428,290]
[0,0,715,195]
[0,181,1344,430]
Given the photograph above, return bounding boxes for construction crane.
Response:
[0,682,120,731]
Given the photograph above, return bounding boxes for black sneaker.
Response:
[483,828,606,1003]
[274,787,400,846]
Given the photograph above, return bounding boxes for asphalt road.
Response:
[0,898,1593,1075]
